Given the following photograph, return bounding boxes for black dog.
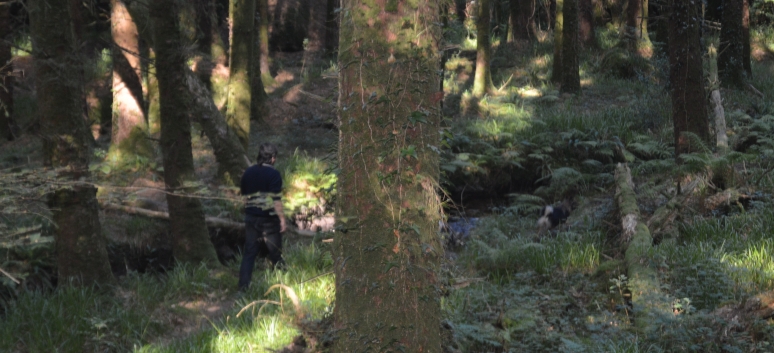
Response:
[536,199,572,234]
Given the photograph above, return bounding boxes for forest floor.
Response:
[3,24,774,352]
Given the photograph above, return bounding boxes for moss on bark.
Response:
[719,0,747,88]
[624,0,651,55]
[151,0,220,266]
[473,0,493,97]
[561,0,580,94]
[250,2,269,124]
[226,0,255,151]
[29,0,114,286]
[333,0,443,350]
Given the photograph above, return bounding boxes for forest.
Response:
[1,0,774,351]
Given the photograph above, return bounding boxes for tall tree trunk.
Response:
[110,0,147,151]
[227,0,255,150]
[251,4,269,124]
[561,0,580,93]
[324,0,339,55]
[257,0,273,85]
[195,0,215,91]
[578,0,596,47]
[151,0,220,266]
[334,0,443,350]
[718,0,746,88]
[456,0,467,23]
[624,0,651,55]
[510,0,537,41]
[742,0,752,75]
[552,0,564,83]
[0,1,14,141]
[473,0,493,97]
[29,0,114,286]
[669,0,709,156]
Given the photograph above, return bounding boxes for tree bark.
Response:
[324,0,340,55]
[473,0,493,97]
[624,0,650,55]
[719,0,747,88]
[552,0,564,83]
[250,3,269,124]
[110,0,147,150]
[227,0,255,151]
[742,0,752,76]
[0,1,14,141]
[668,0,709,157]
[334,0,443,350]
[29,0,114,286]
[455,0,467,24]
[257,0,273,85]
[510,0,537,41]
[561,0,580,93]
[578,0,596,48]
[151,0,220,266]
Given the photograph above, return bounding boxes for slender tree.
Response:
[552,0,564,83]
[257,0,273,85]
[624,0,651,55]
[561,0,580,93]
[334,0,443,350]
[472,0,493,97]
[324,0,340,55]
[29,0,114,286]
[509,0,537,41]
[578,0,596,47]
[455,0,467,23]
[110,0,147,152]
[742,0,752,75]
[0,0,14,141]
[226,0,255,150]
[668,0,709,156]
[250,3,269,123]
[719,0,746,88]
[151,0,220,265]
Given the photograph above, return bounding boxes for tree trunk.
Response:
[110,0,147,151]
[669,0,709,157]
[473,0,493,97]
[510,0,537,41]
[0,1,14,141]
[151,0,220,266]
[257,0,273,85]
[719,0,746,88]
[227,0,255,151]
[742,0,752,76]
[250,3,269,124]
[552,0,564,83]
[624,0,650,55]
[324,0,340,56]
[194,0,216,91]
[578,0,596,48]
[29,0,114,286]
[561,0,580,93]
[334,0,443,350]
[456,0,467,23]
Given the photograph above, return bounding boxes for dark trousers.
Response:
[238,216,284,290]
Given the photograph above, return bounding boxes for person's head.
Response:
[256,143,278,165]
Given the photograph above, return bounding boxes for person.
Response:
[238,143,287,291]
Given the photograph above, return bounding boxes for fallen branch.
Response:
[0,267,20,284]
[614,163,671,332]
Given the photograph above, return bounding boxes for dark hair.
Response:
[256,143,278,164]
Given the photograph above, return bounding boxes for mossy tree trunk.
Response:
[29,0,114,286]
[668,0,709,156]
[194,0,217,91]
[624,0,650,55]
[561,0,580,93]
[0,1,14,141]
[473,0,493,97]
[509,0,537,41]
[151,0,220,266]
[552,0,564,83]
[578,0,597,48]
[226,0,255,151]
[250,3,269,124]
[333,0,443,350]
[257,0,273,85]
[110,0,148,153]
[719,0,746,88]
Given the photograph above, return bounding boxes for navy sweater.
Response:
[241,164,283,217]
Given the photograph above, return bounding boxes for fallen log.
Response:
[646,177,700,241]
[100,202,322,238]
[614,163,671,331]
